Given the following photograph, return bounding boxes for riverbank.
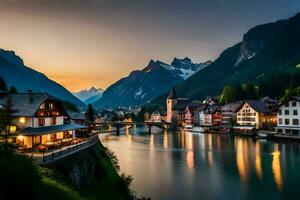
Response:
[0,141,132,200]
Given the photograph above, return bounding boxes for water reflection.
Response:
[101,127,296,200]
[272,144,283,191]
[255,142,263,179]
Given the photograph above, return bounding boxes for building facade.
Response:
[1,93,86,150]
[236,100,277,130]
[276,96,300,135]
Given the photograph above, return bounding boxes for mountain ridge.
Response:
[0,49,84,107]
[93,57,211,108]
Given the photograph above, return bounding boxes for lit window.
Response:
[19,117,26,124]
[9,126,16,133]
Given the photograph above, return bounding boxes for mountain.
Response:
[0,49,84,107]
[150,13,300,105]
[73,87,104,104]
[93,58,211,108]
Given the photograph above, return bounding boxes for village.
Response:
[148,88,300,140]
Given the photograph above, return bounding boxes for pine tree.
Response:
[0,96,17,153]
[85,104,95,125]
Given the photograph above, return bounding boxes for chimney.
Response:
[27,90,33,103]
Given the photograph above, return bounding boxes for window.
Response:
[19,117,25,124]
[38,118,45,126]
[292,101,297,107]
[9,126,16,133]
[278,118,282,125]
[285,110,289,115]
[278,109,282,115]
[285,119,290,125]
[277,129,282,133]
[293,119,299,125]
[285,102,289,107]
[49,103,54,109]
[293,110,298,115]
[51,117,56,125]
[286,129,291,134]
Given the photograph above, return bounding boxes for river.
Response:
[100,126,300,200]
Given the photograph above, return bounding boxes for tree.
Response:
[8,86,17,94]
[0,77,7,91]
[219,85,234,104]
[0,97,17,153]
[85,104,95,125]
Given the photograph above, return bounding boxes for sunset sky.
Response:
[0,0,299,92]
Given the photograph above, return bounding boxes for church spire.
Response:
[167,87,178,99]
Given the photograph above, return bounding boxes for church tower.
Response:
[166,87,178,123]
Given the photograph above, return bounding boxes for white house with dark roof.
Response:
[0,92,86,150]
[276,96,300,135]
[236,100,277,130]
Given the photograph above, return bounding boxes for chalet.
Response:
[220,101,243,127]
[0,93,86,150]
[199,105,222,127]
[236,100,277,130]
[276,96,300,135]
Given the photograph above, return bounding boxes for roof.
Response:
[167,87,178,99]
[6,93,61,117]
[18,124,87,136]
[244,100,270,113]
[66,110,85,120]
[204,105,220,114]
[221,101,244,112]
[259,96,277,103]
[290,96,300,102]
[172,98,189,111]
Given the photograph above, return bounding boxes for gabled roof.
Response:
[259,96,277,103]
[243,100,270,113]
[4,93,61,117]
[221,101,244,112]
[204,105,220,114]
[66,110,85,120]
[167,87,178,99]
[290,96,300,102]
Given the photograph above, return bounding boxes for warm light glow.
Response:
[17,135,24,141]
[163,130,168,149]
[272,145,283,191]
[186,150,194,169]
[236,139,248,182]
[255,142,263,179]
[9,126,16,133]
[19,117,26,124]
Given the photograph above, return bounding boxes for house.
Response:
[236,100,277,130]
[183,102,205,126]
[220,101,243,127]
[0,92,86,150]
[276,96,300,135]
[66,110,85,125]
[199,105,222,127]
[150,111,163,122]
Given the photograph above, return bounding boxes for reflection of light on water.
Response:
[236,139,248,182]
[187,150,194,169]
[150,134,154,149]
[187,132,193,150]
[272,145,283,191]
[255,142,263,179]
[163,130,168,149]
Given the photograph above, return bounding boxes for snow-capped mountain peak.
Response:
[73,87,104,104]
[93,57,211,108]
